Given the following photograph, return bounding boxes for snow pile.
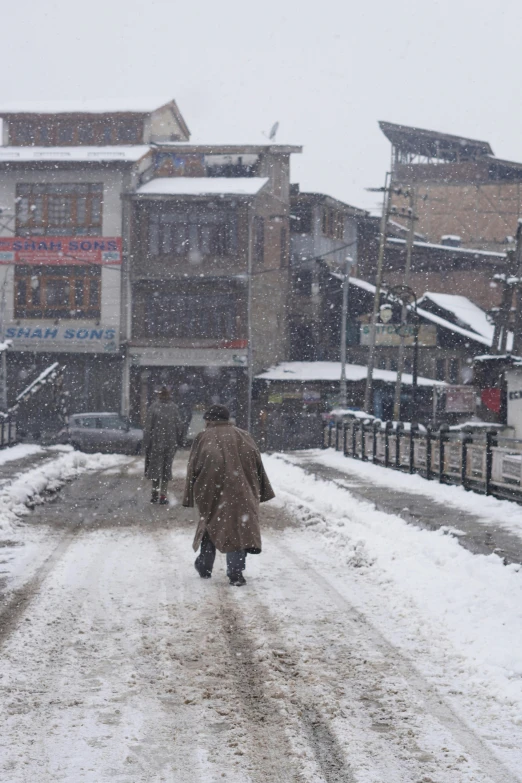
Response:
[0,450,130,534]
[314,448,522,537]
[0,443,43,466]
[265,454,522,729]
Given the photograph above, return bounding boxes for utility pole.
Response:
[393,188,416,420]
[364,172,391,413]
[339,255,353,408]
[246,204,254,432]
[512,220,522,355]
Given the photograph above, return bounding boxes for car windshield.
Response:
[97,416,128,430]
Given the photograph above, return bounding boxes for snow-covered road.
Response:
[0,450,521,782]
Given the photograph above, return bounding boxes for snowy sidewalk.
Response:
[285,449,522,566]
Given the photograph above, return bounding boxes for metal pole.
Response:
[512,220,522,355]
[364,173,391,413]
[246,205,254,432]
[339,255,353,408]
[411,320,419,423]
[0,274,8,411]
[393,189,416,420]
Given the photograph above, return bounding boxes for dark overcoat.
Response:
[183,421,275,553]
[144,400,183,482]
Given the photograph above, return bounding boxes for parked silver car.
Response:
[62,412,143,454]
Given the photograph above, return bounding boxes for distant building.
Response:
[126,143,301,428]
[0,98,189,418]
[0,100,302,429]
[288,185,366,360]
[380,120,522,254]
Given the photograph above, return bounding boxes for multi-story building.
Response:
[0,101,301,429]
[126,143,301,428]
[380,120,522,254]
[0,98,189,419]
[288,185,366,360]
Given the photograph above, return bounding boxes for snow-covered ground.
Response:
[0,450,521,781]
[310,447,522,537]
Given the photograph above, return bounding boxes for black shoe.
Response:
[150,492,159,504]
[228,573,246,587]
[159,496,169,505]
[195,559,212,579]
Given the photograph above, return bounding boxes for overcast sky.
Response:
[2,0,521,212]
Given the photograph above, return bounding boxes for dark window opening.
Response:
[290,203,313,234]
[254,217,264,265]
[140,288,238,340]
[293,270,313,296]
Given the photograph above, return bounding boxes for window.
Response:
[139,286,238,340]
[254,217,264,265]
[10,119,143,146]
[290,203,312,233]
[435,359,446,381]
[16,183,103,236]
[321,207,344,240]
[280,226,288,267]
[449,358,460,384]
[149,206,238,259]
[293,270,313,296]
[15,265,101,319]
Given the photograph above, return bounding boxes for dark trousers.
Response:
[196,533,246,578]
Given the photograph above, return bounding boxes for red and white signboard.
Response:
[0,237,122,266]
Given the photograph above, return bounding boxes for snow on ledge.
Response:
[257,361,445,387]
[136,177,269,197]
[0,146,150,163]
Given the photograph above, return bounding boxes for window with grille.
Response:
[148,206,238,259]
[16,183,103,236]
[321,207,344,240]
[14,265,101,319]
[140,288,238,339]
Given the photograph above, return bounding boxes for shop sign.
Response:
[507,370,522,438]
[360,323,437,347]
[444,385,476,413]
[0,237,122,266]
[268,393,283,404]
[303,389,321,403]
[4,323,119,353]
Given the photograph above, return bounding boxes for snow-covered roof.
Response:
[335,278,505,350]
[387,236,506,260]
[417,292,513,350]
[0,98,173,115]
[257,361,444,387]
[0,146,150,163]
[136,177,269,197]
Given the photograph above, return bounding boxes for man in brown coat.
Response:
[144,387,183,505]
[183,404,275,586]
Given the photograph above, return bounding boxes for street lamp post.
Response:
[339,255,354,408]
[387,284,419,423]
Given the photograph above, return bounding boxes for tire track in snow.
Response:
[276,534,521,783]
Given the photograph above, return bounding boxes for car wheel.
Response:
[71,442,81,451]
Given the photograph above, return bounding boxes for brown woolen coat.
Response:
[183,421,275,554]
[144,400,184,482]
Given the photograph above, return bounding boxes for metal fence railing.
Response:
[0,413,17,450]
[322,414,522,504]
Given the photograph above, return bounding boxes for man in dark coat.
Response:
[144,387,183,504]
[183,404,275,586]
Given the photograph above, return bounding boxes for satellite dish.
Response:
[268,121,279,141]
